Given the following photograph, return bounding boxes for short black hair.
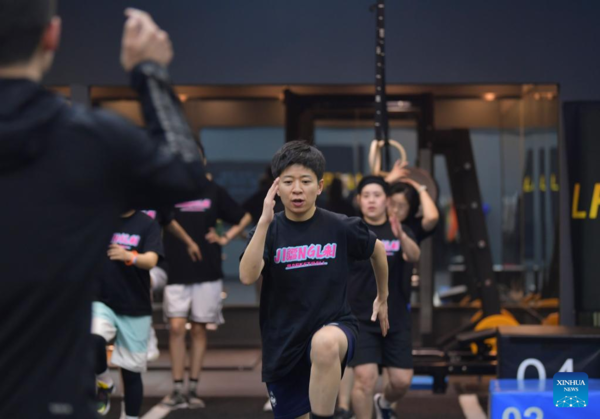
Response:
[0,0,57,66]
[357,175,390,196]
[271,140,325,180]
[389,181,420,220]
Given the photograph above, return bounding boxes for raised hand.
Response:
[401,177,421,189]
[389,215,404,239]
[259,178,279,226]
[121,8,173,71]
[386,160,410,183]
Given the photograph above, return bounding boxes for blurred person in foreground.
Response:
[0,2,208,417]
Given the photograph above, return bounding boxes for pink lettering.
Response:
[176,199,213,212]
[315,244,325,259]
[298,246,307,261]
[110,233,141,248]
[275,243,338,264]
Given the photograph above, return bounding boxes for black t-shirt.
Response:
[245,208,376,383]
[406,216,435,244]
[97,212,164,316]
[142,207,175,227]
[142,207,174,272]
[165,180,246,284]
[348,220,415,333]
[403,217,434,301]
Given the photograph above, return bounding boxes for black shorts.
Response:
[349,321,413,369]
[266,323,356,419]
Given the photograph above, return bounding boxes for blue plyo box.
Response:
[489,379,600,419]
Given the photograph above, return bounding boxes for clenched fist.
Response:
[120,8,173,72]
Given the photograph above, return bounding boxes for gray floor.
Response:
[105,348,491,418]
[108,349,265,398]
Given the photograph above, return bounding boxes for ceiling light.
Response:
[483,92,496,101]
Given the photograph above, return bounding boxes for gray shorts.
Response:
[163,280,224,324]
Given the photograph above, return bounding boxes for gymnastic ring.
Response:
[369,139,407,176]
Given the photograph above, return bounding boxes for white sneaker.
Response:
[187,392,206,409]
[263,398,273,411]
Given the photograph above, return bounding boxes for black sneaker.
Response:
[96,380,114,416]
[334,407,355,419]
[161,390,188,410]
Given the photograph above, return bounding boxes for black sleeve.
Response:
[141,219,164,258]
[345,216,377,260]
[157,207,175,227]
[403,224,417,242]
[97,61,209,210]
[413,217,435,243]
[216,184,246,225]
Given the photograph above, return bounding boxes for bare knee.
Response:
[353,366,378,394]
[310,332,341,367]
[169,319,187,338]
[388,370,412,396]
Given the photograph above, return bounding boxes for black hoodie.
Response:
[0,62,207,418]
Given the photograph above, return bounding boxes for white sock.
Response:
[97,369,113,387]
[378,394,392,409]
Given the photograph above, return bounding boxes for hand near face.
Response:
[389,215,404,239]
[259,178,279,226]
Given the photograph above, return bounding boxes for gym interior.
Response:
[23,0,600,418]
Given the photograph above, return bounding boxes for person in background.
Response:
[348,176,420,419]
[385,162,439,243]
[324,177,356,217]
[162,150,252,409]
[141,208,202,362]
[93,211,163,418]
